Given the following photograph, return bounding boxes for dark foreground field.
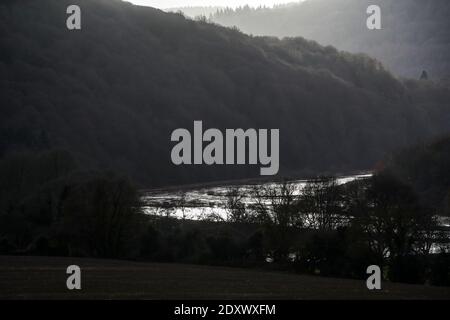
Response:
[0,256,449,299]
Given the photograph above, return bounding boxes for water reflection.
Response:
[142,173,449,253]
[142,174,372,220]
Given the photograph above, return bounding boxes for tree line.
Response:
[210,0,450,81]
[1,146,448,286]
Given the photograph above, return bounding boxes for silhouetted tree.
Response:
[298,177,344,231]
[420,70,429,80]
[225,187,248,223]
[61,174,144,258]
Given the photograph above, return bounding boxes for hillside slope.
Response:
[1,0,450,187]
[211,0,450,80]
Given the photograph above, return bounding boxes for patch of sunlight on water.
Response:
[142,173,372,220]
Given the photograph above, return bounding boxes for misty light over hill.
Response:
[126,0,302,9]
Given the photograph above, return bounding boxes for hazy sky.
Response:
[126,0,300,9]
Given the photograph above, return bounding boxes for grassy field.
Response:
[0,256,449,299]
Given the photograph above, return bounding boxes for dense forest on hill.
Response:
[210,0,450,80]
[168,6,224,18]
[1,0,450,187]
